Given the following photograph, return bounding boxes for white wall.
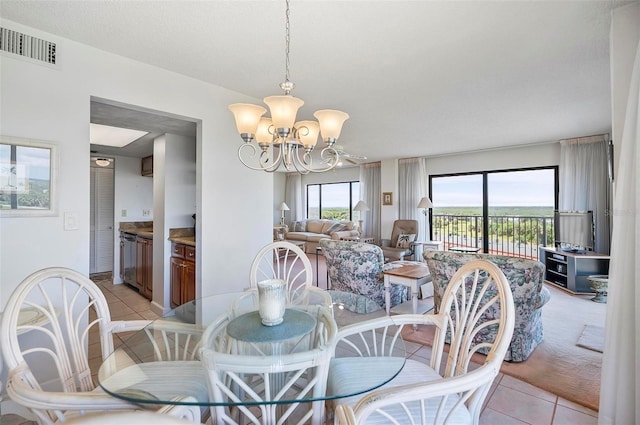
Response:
[0,19,273,311]
[153,133,196,312]
[425,142,560,175]
[112,155,154,283]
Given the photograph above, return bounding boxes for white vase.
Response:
[257,279,286,326]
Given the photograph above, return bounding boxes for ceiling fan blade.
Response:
[345,158,359,165]
[341,152,367,160]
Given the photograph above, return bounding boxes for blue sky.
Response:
[310,169,555,208]
[432,169,555,207]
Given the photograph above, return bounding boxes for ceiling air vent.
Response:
[0,27,56,65]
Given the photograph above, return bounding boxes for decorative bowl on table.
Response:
[587,275,609,303]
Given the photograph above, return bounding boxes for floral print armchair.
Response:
[424,250,551,362]
[320,239,407,311]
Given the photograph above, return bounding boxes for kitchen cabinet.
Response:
[136,236,153,300]
[170,242,195,308]
[141,155,153,176]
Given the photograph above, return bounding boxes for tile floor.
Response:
[2,275,599,425]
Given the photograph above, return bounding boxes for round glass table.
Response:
[98,288,405,411]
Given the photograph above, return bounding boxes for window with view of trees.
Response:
[307,181,360,221]
[430,167,557,259]
[0,137,57,217]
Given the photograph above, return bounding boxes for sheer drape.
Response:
[359,163,381,242]
[284,173,302,224]
[598,42,640,425]
[398,157,428,241]
[559,135,611,253]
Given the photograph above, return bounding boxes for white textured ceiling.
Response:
[0,0,627,162]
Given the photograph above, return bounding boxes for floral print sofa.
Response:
[424,250,551,362]
[320,239,407,311]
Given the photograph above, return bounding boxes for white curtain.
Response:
[558,135,611,253]
[598,42,640,425]
[359,163,381,243]
[284,173,302,224]
[398,157,429,241]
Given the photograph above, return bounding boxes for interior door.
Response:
[90,164,115,274]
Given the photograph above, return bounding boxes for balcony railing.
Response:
[431,214,554,260]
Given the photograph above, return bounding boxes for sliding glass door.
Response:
[430,167,557,259]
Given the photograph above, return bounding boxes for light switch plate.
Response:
[64,211,79,231]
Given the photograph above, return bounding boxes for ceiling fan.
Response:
[332,145,367,166]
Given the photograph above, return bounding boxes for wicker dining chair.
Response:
[330,259,515,424]
[0,267,202,424]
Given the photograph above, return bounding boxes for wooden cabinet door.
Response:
[135,238,145,290]
[141,239,153,299]
[183,260,196,304]
[170,257,183,308]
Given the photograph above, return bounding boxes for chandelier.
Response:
[229,0,349,174]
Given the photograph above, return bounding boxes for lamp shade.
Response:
[229,103,266,135]
[313,110,349,140]
[417,197,433,209]
[264,95,304,129]
[255,117,274,144]
[353,200,369,212]
[278,202,290,212]
[295,120,320,148]
[95,158,111,167]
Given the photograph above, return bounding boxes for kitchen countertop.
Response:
[168,227,195,247]
[119,222,153,238]
[120,223,195,246]
[169,235,195,246]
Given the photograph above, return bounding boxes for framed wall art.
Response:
[0,136,58,217]
[382,192,393,206]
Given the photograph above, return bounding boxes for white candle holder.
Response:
[257,279,286,326]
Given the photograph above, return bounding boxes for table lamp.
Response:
[278,202,290,226]
[353,200,370,235]
[417,197,433,240]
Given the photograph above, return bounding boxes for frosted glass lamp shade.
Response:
[255,117,274,144]
[264,95,304,129]
[353,200,369,212]
[314,110,349,140]
[278,202,290,212]
[295,120,320,148]
[417,197,433,209]
[229,103,266,135]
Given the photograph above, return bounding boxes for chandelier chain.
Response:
[281,0,294,94]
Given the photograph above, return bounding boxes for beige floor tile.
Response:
[556,397,598,417]
[480,407,528,425]
[500,374,558,403]
[487,385,555,425]
[552,405,599,425]
[483,374,504,410]
[138,309,161,320]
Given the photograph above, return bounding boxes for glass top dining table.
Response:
[97,288,406,408]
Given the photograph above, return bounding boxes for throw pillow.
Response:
[396,233,416,249]
[292,220,307,232]
[325,222,346,235]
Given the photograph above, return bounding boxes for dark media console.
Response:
[539,246,610,294]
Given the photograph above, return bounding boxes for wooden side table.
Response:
[412,240,443,262]
[383,262,433,316]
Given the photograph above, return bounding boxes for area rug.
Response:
[402,283,606,411]
[576,324,605,353]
